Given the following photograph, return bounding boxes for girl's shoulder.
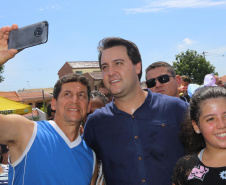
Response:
[176,154,199,166]
[172,154,200,185]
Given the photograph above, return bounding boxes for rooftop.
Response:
[84,72,103,80]
[18,87,53,94]
[17,91,53,100]
[0,91,22,102]
[68,61,99,68]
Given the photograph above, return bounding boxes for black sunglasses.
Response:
[146,74,175,88]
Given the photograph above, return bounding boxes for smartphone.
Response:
[8,21,48,50]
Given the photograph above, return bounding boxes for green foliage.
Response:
[172,50,217,85]
[40,102,47,113]
[0,65,5,83]
[32,115,40,121]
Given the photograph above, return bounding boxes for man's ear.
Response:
[175,75,182,87]
[135,62,142,75]
[192,120,201,134]
[51,98,57,111]
[87,101,91,114]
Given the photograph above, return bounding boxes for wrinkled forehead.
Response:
[60,82,88,93]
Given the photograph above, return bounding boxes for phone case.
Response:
[8,21,48,50]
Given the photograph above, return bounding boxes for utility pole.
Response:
[42,90,46,112]
[27,81,30,89]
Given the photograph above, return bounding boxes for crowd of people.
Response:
[0,24,226,185]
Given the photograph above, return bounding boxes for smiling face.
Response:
[146,66,180,97]
[51,82,91,125]
[193,98,226,150]
[100,46,141,99]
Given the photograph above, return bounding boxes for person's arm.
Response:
[90,161,98,185]
[0,114,34,163]
[0,24,19,66]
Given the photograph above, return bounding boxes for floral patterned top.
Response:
[172,153,226,185]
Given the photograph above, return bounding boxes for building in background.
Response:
[18,87,53,95]
[0,91,23,102]
[17,91,52,109]
[58,61,100,78]
[82,72,103,90]
[58,61,102,90]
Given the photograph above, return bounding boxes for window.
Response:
[75,71,82,75]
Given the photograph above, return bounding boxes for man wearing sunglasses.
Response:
[145,61,188,102]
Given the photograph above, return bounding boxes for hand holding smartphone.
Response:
[8,21,48,50]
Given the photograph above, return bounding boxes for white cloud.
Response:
[37,4,60,11]
[183,38,192,44]
[178,38,195,48]
[125,0,226,14]
[208,47,226,54]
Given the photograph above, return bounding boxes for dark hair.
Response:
[98,37,142,81]
[91,90,108,105]
[53,73,91,101]
[46,102,55,120]
[0,144,8,154]
[97,80,105,89]
[145,61,176,80]
[181,75,191,83]
[223,82,226,89]
[180,86,226,153]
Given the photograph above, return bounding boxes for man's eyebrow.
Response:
[63,90,87,94]
[100,63,107,68]
[113,58,124,62]
[100,58,125,68]
[64,90,72,93]
[101,59,124,64]
[79,91,87,94]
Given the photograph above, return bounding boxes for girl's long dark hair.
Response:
[180,86,226,154]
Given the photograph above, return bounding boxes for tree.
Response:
[172,50,217,85]
[0,65,4,82]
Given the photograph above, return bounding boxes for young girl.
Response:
[172,86,226,185]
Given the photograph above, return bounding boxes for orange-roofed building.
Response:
[0,91,22,102]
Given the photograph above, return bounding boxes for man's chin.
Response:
[65,118,82,125]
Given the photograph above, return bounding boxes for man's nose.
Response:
[155,79,163,87]
[108,66,116,76]
[71,95,79,102]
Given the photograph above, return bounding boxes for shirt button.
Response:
[135,136,138,139]
[138,157,142,160]
[142,179,146,183]
[132,115,134,118]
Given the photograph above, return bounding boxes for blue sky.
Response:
[1,0,226,91]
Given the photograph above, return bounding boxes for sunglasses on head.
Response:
[146,74,175,88]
